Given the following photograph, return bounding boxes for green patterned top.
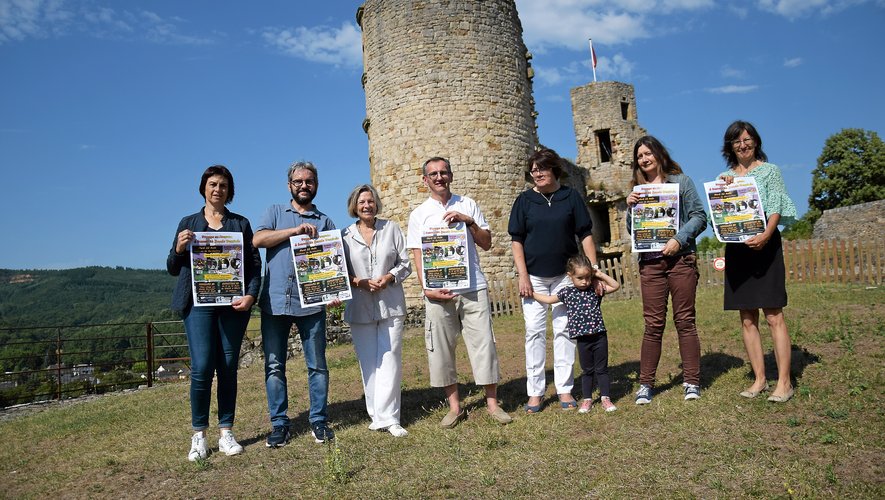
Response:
[719,162,797,226]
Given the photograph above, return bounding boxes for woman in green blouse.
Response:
[719,121,797,403]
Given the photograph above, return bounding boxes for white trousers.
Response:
[350,316,404,430]
[522,273,574,397]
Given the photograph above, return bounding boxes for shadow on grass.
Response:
[279,346,819,438]
[753,344,821,387]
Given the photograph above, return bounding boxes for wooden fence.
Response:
[486,237,883,317]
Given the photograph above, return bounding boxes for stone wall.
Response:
[359,0,537,305]
[570,81,647,257]
[812,199,885,240]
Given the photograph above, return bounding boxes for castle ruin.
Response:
[571,81,647,258]
[358,0,537,302]
[358,0,644,304]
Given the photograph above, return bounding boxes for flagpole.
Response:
[589,38,597,82]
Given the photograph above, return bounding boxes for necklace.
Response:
[538,190,555,207]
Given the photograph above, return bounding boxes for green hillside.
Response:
[0,267,179,328]
[0,267,181,375]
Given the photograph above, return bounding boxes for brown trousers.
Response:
[638,253,701,386]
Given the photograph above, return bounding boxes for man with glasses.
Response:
[407,157,512,428]
[254,161,336,446]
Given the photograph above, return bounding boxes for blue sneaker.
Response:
[266,425,291,448]
[635,384,652,405]
[684,383,701,400]
[311,422,335,443]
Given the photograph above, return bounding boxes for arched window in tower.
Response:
[596,129,612,163]
[621,100,629,120]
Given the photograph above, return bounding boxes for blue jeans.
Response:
[261,310,328,427]
[183,305,250,431]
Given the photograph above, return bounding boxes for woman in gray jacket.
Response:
[626,136,708,405]
[341,184,412,437]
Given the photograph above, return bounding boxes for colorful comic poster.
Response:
[290,230,352,307]
[704,177,767,242]
[630,184,680,252]
[190,232,246,306]
[420,224,471,290]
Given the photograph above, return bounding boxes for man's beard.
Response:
[291,187,316,204]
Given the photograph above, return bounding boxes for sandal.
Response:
[524,403,542,414]
[560,400,578,410]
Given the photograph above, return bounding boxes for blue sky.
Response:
[1,0,883,270]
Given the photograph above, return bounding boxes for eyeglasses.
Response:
[529,166,551,175]
[731,138,754,147]
[290,179,316,187]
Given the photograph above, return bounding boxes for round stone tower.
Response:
[570,81,647,257]
[358,0,537,303]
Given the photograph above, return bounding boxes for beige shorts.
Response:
[424,289,500,387]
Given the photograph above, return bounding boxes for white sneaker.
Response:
[218,431,244,456]
[387,424,408,437]
[188,432,209,461]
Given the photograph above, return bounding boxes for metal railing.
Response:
[0,321,194,407]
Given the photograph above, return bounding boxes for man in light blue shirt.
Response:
[254,161,336,446]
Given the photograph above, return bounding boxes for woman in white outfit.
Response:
[341,184,412,437]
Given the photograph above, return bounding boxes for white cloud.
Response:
[720,65,745,78]
[533,53,635,86]
[706,85,760,94]
[595,53,636,79]
[755,0,879,19]
[514,0,713,52]
[728,5,750,18]
[0,1,212,45]
[0,0,71,43]
[783,57,803,67]
[262,22,361,68]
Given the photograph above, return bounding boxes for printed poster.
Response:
[190,232,246,306]
[290,230,352,307]
[420,224,471,290]
[704,177,767,242]
[630,184,680,252]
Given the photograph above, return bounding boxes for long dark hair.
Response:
[721,120,768,166]
[629,136,682,188]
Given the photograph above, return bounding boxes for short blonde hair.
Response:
[346,184,383,218]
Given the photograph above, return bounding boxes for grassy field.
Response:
[1,283,882,498]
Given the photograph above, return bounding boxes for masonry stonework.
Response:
[812,199,885,240]
[359,0,537,304]
[570,81,647,257]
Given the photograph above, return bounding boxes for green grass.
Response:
[0,283,883,498]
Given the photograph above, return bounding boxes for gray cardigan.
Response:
[626,173,708,256]
[341,219,411,323]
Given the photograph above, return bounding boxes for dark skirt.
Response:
[723,229,787,310]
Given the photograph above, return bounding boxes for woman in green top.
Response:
[718,120,797,403]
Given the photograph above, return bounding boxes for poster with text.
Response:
[630,184,680,252]
[290,229,352,307]
[190,232,246,306]
[704,177,767,242]
[420,224,471,290]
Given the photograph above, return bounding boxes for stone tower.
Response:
[358,0,537,303]
[570,81,647,257]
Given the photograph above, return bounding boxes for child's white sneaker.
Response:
[601,396,617,412]
[578,399,593,413]
[218,430,244,456]
[188,432,209,461]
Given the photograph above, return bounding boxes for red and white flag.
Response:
[589,38,598,82]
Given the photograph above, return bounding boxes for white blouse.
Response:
[341,219,411,323]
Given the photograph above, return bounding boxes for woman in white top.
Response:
[341,184,412,437]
